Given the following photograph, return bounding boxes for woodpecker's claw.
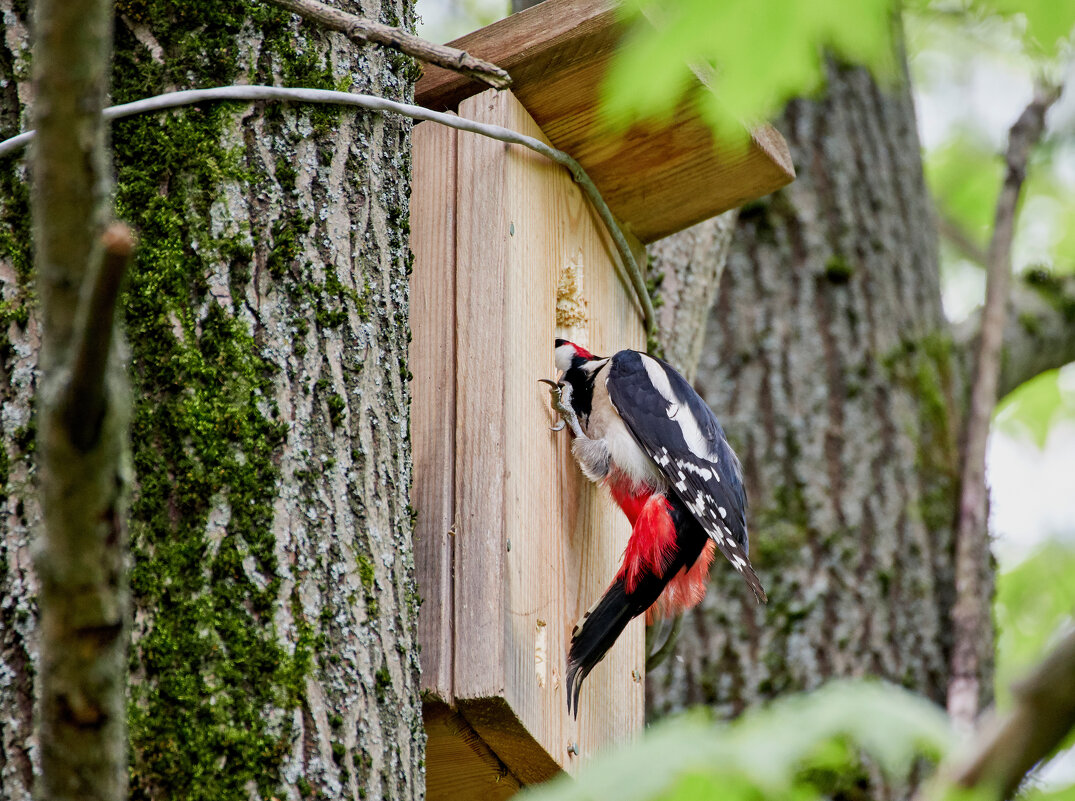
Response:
[539,378,568,431]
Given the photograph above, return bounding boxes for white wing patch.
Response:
[654,447,672,467]
[640,353,677,405]
[681,462,713,481]
[639,354,717,461]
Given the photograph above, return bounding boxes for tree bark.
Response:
[956,270,1075,399]
[0,2,424,800]
[647,210,738,381]
[647,61,973,790]
[0,2,46,795]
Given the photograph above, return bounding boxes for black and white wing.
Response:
[605,350,767,603]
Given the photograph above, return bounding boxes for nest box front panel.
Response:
[411,88,644,788]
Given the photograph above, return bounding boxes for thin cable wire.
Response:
[0,85,656,337]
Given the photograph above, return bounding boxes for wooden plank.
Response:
[424,700,522,801]
[453,88,645,780]
[410,120,457,701]
[416,0,795,243]
[453,89,510,706]
[417,0,618,114]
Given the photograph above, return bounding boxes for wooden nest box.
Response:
[408,1,794,798]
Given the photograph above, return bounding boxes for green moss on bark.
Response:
[823,253,855,284]
[0,3,417,796]
[1024,267,1075,322]
[0,116,35,510]
[109,5,342,798]
[883,333,959,534]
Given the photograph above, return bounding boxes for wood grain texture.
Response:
[417,0,617,113]
[412,88,646,794]
[410,121,458,701]
[415,0,795,243]
[452,90,510,704]
[452,89,645,777]
[424,700,521,801]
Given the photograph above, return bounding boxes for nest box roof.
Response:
[416,0,795,244]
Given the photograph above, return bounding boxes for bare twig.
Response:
[268,0,512,90]
[32,0,131,798]
[947,83,1062,729]
[0,85,657,338]
[935,627,1075,800]
[63,223,135,452]
[938,213,989,266]
[645,612,683,671]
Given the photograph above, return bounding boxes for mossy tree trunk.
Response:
[647,62,974,794]
[0,3,424,800]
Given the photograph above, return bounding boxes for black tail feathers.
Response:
[566,578,639,718]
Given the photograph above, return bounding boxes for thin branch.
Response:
[953,269,1075,400]
[939,627,1075,800]
[0,85,657,338]
[268,0,512,90]
[947,83,1062,728]
[938,213,989,266]
[32,0,130,798]
[63,223,135,452]
[645,613,683,671]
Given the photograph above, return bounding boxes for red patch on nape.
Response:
[564,340,595,360]
[616,494,677,595]
[645,541,715,624]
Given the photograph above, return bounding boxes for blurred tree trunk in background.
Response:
[0,2,424,799]
[647,60,982,794]
[647,211,738,383]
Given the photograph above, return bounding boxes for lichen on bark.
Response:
[0,4,39,797]
[647,64,972,759]
[0,2,424,799]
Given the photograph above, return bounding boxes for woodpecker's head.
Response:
[554,339,609,426]
[554,339,598,374]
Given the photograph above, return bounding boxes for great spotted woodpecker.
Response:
[547,339,766,714]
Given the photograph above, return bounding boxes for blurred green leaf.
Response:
[994,369,1073,448]
[1050,216,1075,275]
[601,0,897,144]
[994,541,1075,707]
[926,134,1003,256]
[976,0,1075,57]
[1026,783,1075,801]
[1022,162,1075,275]
[521,681,951,801]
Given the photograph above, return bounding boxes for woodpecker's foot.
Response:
[563,410,585,439]
[539,378,585,437]
[539,378,568,431]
